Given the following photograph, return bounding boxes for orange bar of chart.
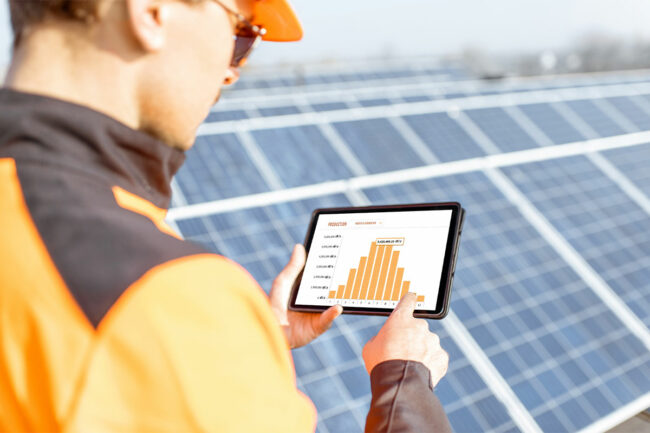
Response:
[341,268,356,299]
[373,245,393,300]
[400,280,411,300]
[359,243,378,299]
[366,245,386,299]
[350,256,367,299]
[382,250,400,300]
[391,268,404,301]
[328,239,424,303]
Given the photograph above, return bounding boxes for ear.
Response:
[125,0,167,52]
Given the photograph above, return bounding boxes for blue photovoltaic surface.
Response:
[177,194,520,433]
[177,197,352,288]
[362,172,650,433]
[258,105,303,117]
[252,126,353,188]
[444,92,468,99]
[401,95,434,103]
[332,119,424,173]
[502,156,650,327]
[464,107,539,152]
[175,134,269,204]
[518,103,586,145]
[171,69,650,433]
[205,109,248,123]
[357,98,392,107]
[229,65,469,92]
[564,99,628,137]
[402,112,487,161]
[602,142,650,194]
[302,325,520,433]
[177,194,352,289]
[604,97,650,131]
[311,101,349,112]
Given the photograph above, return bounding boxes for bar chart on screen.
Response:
[327,238,426,303]
[295,210,452,310]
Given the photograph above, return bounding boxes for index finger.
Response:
[388,292,417,322]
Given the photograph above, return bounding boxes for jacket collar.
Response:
[0,87,185,209]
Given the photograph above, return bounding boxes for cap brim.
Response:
[253,0,303,42]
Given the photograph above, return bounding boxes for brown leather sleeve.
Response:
[365,360,452,433]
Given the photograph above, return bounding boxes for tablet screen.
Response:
[294,208,454,312]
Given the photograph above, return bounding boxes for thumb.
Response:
[289,244,306,271]
[279,244,306,282]
[315,304,343,335]
[390,292,417,321]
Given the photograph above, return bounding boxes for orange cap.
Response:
[253,0,303,42]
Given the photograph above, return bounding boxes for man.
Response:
[0,0,452,431]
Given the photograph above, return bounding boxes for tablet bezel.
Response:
[288,202,464,319]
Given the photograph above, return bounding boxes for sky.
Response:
[1,0,650,68]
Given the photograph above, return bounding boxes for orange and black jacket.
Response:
[0,88,451,433]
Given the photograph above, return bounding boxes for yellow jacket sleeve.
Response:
[66,254,316,433]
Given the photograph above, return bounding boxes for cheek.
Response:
[142,8,234,145]
[187,23,233,100]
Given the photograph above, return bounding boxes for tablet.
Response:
[289,202,464,319]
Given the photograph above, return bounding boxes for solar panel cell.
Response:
[605,96,650,130]
[258,105,303,117]
[311,101,349,112]
[464,107,539,152]
[401,95,434,103]
[564,99,626,137]
[357,98,392,107]
[518,103,586,144]
[402,112,487,161]
[175,134,269,204]
[333,118,425,173]
[322,410,363,433]
[252,126,353,187]
[602,143,650,194]
[205,109,248,123]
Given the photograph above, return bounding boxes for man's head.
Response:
[5,0,301,150]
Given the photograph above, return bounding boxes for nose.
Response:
[223,66,240,86]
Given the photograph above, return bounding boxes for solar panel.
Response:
[464,107,539,152]
[204,109,248,123]
[169,65,650,433]
[176,193,522,433]
[402,112,487,161]
[175,134,270,204]
[363,173,650,432]
[502,155,650,327]
[332,119,423,173]
[252,126,354,188]
[564,99,628,137]
[604,97,650,131]
[603,143,650,194]
[517,103,586,145]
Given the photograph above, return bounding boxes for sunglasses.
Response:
[212,0,267,67]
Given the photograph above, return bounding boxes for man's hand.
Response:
[270,244,342,349]
[363,292,449,388]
